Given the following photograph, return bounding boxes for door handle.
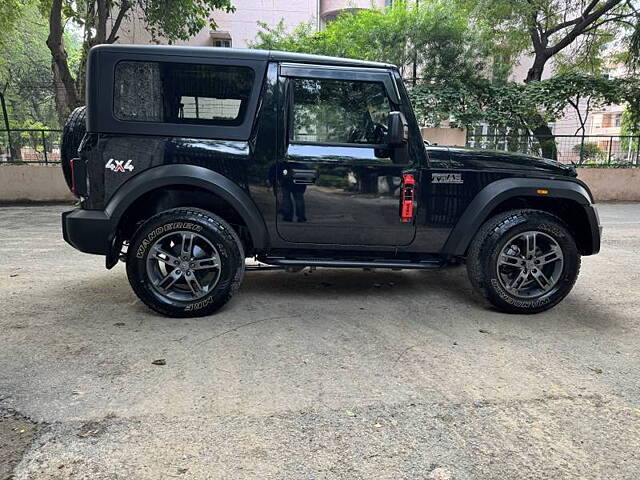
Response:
[290,168,317,185]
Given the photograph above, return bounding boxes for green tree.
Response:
[39,0,235,123]
[458,0,640,82]
[457,0,640,158]
[0,0,26,46]
[250,1,495,85]
[0,2,79,129]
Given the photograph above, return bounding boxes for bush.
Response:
[573,142,605,163]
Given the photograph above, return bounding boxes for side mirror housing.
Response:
[387,111,408,146]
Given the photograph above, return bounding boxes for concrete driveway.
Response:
[0,203,639,479]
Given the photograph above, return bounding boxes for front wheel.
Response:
[467,209,581,314]
[126,208,244,317]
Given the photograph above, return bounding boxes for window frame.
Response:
[280,63,401,149]
[90,50,267,141]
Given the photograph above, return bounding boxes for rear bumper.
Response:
[62,209,112,255]
[584,204,602,255]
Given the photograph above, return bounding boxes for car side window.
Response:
[290,78,391,145]
[113,61,254,126]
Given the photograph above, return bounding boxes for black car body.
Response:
[61,45,601,317]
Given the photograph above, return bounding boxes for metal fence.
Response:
[3,128,640,168]
[0,128,63,164]
[466,133,640,167]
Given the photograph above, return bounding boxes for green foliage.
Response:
[621,109,640,154]
[250,0,495,82]
[455,0,640,79]
[0,1,66,128]
[409,73,631,133]
[573,142,605,162]
[0,0,26,46]
[618,78,640,136]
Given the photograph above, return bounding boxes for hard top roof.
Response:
[91,44,396,69]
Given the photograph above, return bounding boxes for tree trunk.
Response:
[526,51,557,159]
[526,51,549,83]
[46,0,80,125]
[532,123,557,160]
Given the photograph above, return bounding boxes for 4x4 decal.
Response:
[106,158,134,173]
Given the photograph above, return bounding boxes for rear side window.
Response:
[113,61,254,126]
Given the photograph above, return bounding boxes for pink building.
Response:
[115,0,388,48]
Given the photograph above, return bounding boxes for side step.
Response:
[255,256,446,270]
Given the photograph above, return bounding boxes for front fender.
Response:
[106,164,269,250]
[441,177,595,256]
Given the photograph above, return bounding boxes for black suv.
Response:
[61,45,601,317]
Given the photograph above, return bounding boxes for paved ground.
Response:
[0,203,639,479]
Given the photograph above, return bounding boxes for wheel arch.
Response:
[105,165,269,266]
[442,178,597,257]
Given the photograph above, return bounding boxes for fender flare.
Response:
[106,164,269,250]
[441,177,593,256]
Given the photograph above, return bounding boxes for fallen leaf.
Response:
[589,367,603,374]
[152,359,166,366]
[113,322,125,327]
[479,329,490,334]
[346,410,356,417]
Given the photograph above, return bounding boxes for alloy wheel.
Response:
[145,230,221,302]
[496,230,564,299]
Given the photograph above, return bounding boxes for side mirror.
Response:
[387,111,408,146]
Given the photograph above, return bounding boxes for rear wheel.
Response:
[467,209,580,314]
[126,208,244,317]
[60,106,87,192]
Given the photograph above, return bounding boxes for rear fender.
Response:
[105,165,269,265]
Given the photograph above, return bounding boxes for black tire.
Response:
[467,209,581,314]
[126,208,245,318]
[60,106,87,192]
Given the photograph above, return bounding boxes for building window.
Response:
[593,114,602,129]
[211,31,232,48]
[114,61,254,126]
[615,113,622,127]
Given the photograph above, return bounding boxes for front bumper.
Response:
[62,209,112,255]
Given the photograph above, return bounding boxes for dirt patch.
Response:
[0,409,41,480]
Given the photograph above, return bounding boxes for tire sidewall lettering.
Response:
[136,222,203,259]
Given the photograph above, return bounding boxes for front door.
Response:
[275,68,416,246]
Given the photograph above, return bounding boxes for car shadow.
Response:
[47,265,628,335]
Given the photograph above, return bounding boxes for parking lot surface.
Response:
[1,203,639,479]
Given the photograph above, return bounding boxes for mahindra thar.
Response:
[61,45,601,317]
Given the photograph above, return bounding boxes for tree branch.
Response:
[547,0,625,56]
[107,1,131,44]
